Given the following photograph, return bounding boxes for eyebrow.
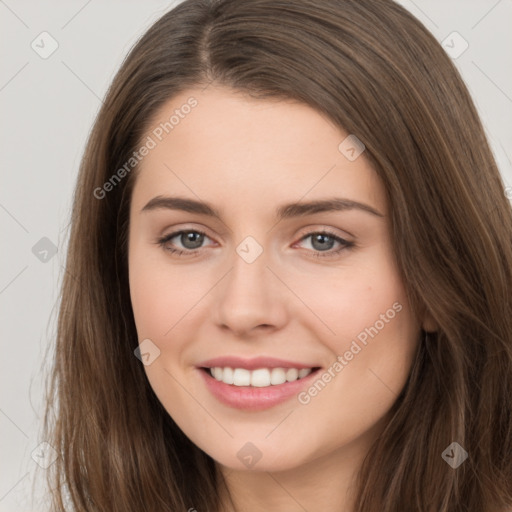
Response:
[141,195,384,219]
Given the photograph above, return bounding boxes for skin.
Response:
[128,85,437,512]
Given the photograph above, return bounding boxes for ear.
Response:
[421,309,438,332]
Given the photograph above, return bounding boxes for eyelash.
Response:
[156,229,354,259]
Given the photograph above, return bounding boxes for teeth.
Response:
[270,368,287,385]
[251,368,271,387]
[298,368,312,378]
[233,368,251,386]
[208,367,314,387]
[223,367,234,384]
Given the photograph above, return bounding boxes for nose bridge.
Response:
[213,234,287,334]
[226,235,273,308]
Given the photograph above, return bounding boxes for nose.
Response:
[212,246,288,338]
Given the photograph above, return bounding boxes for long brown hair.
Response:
[42,0,512,510]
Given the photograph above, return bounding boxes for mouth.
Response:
[197,363,323,411]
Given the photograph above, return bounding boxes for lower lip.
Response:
[197,368,321,411]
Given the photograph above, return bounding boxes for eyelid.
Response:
[295,224,353,241]
[158,227,216,248]
[157,223,217,241]
[157,222,351,241]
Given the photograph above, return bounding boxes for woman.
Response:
[42,0,512,510]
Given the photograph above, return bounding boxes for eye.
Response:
[295,230,354,258]
[156,229,213,256]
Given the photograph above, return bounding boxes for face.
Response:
[128,85,421,472]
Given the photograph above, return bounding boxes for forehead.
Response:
[130,86,386,218]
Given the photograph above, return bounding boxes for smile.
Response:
[197,365,322,411]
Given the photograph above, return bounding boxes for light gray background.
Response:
[1,1,511,510]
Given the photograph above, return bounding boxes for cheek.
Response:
[128,246,206,338]
[295,248,409,351]
[128,247,207,421]
[301,245,418,404]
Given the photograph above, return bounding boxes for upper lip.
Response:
[197,356,321,370]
